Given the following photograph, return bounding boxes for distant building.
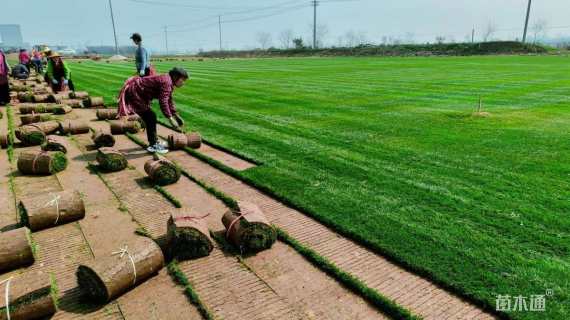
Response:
[0,24,24,48]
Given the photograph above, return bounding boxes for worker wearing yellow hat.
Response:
[46,52,75,93]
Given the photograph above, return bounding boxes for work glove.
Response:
[63,79,69,85]
[139,70,145,77]
[174,113,185,127]
[168,117,181,132]
[52,79,58,85]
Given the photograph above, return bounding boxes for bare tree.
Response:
[404,32,415,44]
[278,29,294,49]
[345,30,368,47]
[256,32,272,50]
[435,36,446,44]
[531,19,548,43]
[483,21,497,42]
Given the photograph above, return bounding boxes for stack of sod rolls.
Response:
[144,156,181,186]
[0,272,57,320]
[91,130,115,148]
[41,135,70,154]
[167,211,213,260]
[96,148,128,172]
[167,132,202,150]
[0,227,34,272]
[19,190,85,231]
[222,201,277,253]
[17,151,68,175]
[76,237,164,303]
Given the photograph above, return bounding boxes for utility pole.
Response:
[471,27,475,43]
[108,0,119,55]
[522,0,532,43]
[218,15,223,51]
[312,0,319,49]
[163,26,169,55]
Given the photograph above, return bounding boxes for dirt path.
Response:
[151,122,496,320]
[0,107,17,231]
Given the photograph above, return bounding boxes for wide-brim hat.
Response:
[49,52,62,58]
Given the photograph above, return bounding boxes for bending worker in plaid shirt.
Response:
[118,67,189,154]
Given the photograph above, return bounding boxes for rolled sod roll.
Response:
[17,151,67,175]
[0,272,57,320]
[0,134,10,149]
[41,135,70,154]
[32,94,50,103]
[222,201,277,252]
[76,236,164,303]
[70,91,89,99]
[96,109,118,120]
[47,93,68,104]
[10,84,28,92]
[92,130,115,148]
[52,105,72,115]
[61,98,83,108]
[16,122,60,146]
[96,148,127,172]
[18,104,55,114]
[19,190,85,231]
[83,97,104,108]
[0,227,34,273]
[17,92,34,103]
[20,114,53,125]
[167,132,202,150]
[110,120,141,135]
[59,120,89,135]
[167,211,213,260]
[144,157,181,186]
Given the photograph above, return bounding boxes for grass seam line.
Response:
[167,261,217,320]
[153,185,183,208]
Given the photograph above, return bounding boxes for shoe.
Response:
[158,140,168,148]
[146,144,157,153]
[154,144,169,155]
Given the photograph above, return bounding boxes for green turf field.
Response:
[70,56,569,319]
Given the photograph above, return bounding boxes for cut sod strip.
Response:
[76,236,164,303]
[0,227,34,273]
[17,151,67,175]
[96,148,128,172]
[19,190,85,232]
[0,272,57,320]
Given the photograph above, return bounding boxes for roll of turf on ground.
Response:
[47,93,67,104]
[96,148,127,172]
[52,105,72,115]
[168,132,202,150]
[32,94,50,103]
[19,190,85,231]
[41,135,70,154]
[0,135,8,149]
[61,98,83,108]
[19,104,55,114]
[20,114,53,125]
[16,121,60,146]
[17,91,34,103]
[59,120,89,135]
[10,84,27,92]
[0,271,57,320]
[222,201,277,253]
[144,157,181,186]
[92,130,116,148]
[76,236,164,303]
[70,91,89,99]
[17,151,67,175]
[110,120,141,135]
[0,227,34,273]
[96,109,118,120]
[167,211,213,260]
[83,97,104,108]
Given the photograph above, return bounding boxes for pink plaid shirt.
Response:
[124,74,177,117]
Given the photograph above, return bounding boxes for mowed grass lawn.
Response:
[71,56,569,319]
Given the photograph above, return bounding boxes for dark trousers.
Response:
[138,109,157,146]
[0,81,9,105]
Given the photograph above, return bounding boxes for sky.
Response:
[3,0,570,53]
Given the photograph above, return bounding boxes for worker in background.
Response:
[11,64,29,80]
[18,49,31,71]
[46,52,75,93]
[31,48,43,73]
[0,50,10,106]
[117,67,188,154]
[130,33,154,77]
